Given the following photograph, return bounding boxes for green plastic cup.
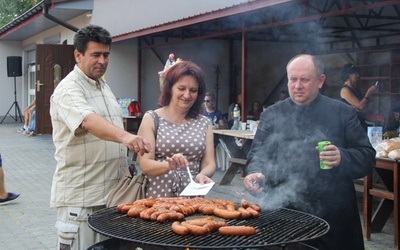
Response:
[318,141,332,170]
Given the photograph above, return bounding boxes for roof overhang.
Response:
[112,0,292,42]
[0,0,93,41]
[113,0,400,54]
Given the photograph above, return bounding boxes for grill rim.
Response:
[88,207,330,249]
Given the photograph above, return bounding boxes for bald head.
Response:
[286,54,326,107]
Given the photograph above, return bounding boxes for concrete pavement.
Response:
[0,122,394,249]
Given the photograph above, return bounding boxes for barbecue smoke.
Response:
[250,108,328,215]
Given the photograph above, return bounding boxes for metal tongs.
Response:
[236,179,257,196]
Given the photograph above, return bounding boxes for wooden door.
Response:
[35,44,75,134]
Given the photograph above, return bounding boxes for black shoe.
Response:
[0,192,20,205]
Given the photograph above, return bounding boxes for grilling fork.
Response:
[186,166,194,182]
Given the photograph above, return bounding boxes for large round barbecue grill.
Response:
[87,206,329,250]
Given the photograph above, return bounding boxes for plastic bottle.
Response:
[232,104,240,130]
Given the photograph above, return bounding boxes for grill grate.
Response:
[88,207,329,249]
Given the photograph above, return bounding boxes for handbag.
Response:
[106,165,147,207]
[106,110,159,207]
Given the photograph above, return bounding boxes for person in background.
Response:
[227,91,242,128]
[0,153,20,205]
[277,89,289,102]
[158,53,177,91]
[243,54,375,250]
[340,63,378,131]
[158,53,176,76]
[262,103,273,112]
[24,109,37,136]
[138,61,215,198]
[384,107,400,133]
[247,100,262,121]
[203,92,225,129]
[18,97,36,134]
[164,53,176,70]
[50,25,151,250]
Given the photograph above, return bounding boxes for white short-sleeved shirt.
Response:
[50,65,127,208]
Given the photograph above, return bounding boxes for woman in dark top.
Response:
[339,63,377,130]
[247,100,262,121]
[384,107,400,133]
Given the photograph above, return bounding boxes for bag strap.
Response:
[146,110,159,138]
[129,111,159,176]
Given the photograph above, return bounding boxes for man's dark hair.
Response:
[74,25,112,54]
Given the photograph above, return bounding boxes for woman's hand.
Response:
[166,153,189,170]
[366,84,378,98]
[195,173,213,184]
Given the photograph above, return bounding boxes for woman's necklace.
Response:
[165,107,186,125]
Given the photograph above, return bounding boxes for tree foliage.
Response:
[0,0,39,27]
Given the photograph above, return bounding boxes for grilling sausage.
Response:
[240,199,250,209]
[171,221,190,235]
[185,218,227,230]
[181,221,211,235]
[157,211,184,223]
[150,209,169,221]
[198,205,215,215]
[184,217,216,226]
[119,203,135,213]
[218,226,256,236]
[237,207,252,219]
[127,204,147,217]
[246,206,260,218]
[139,207,157,220]
[250,203,261,212]
[213,208,242,219]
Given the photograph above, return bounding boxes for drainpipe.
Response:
[43,0,79,32]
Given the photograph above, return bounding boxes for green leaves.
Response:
[0,0,38,27]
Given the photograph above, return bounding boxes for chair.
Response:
[218,138,247,185]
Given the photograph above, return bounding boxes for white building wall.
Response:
[0,41,23,121]
[93,0,248,36]
[106,39,139,99]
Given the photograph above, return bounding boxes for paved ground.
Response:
[0,122,395,249]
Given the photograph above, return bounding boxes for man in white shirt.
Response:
[50,24,151,250]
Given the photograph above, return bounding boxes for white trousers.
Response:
[55,206,108,250]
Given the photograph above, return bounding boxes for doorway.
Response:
[27,64,36,104]
[35,44,75,134]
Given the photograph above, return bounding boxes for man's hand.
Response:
[243,173,265,196]
[317,144,341,168]
[122,134,151,155]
